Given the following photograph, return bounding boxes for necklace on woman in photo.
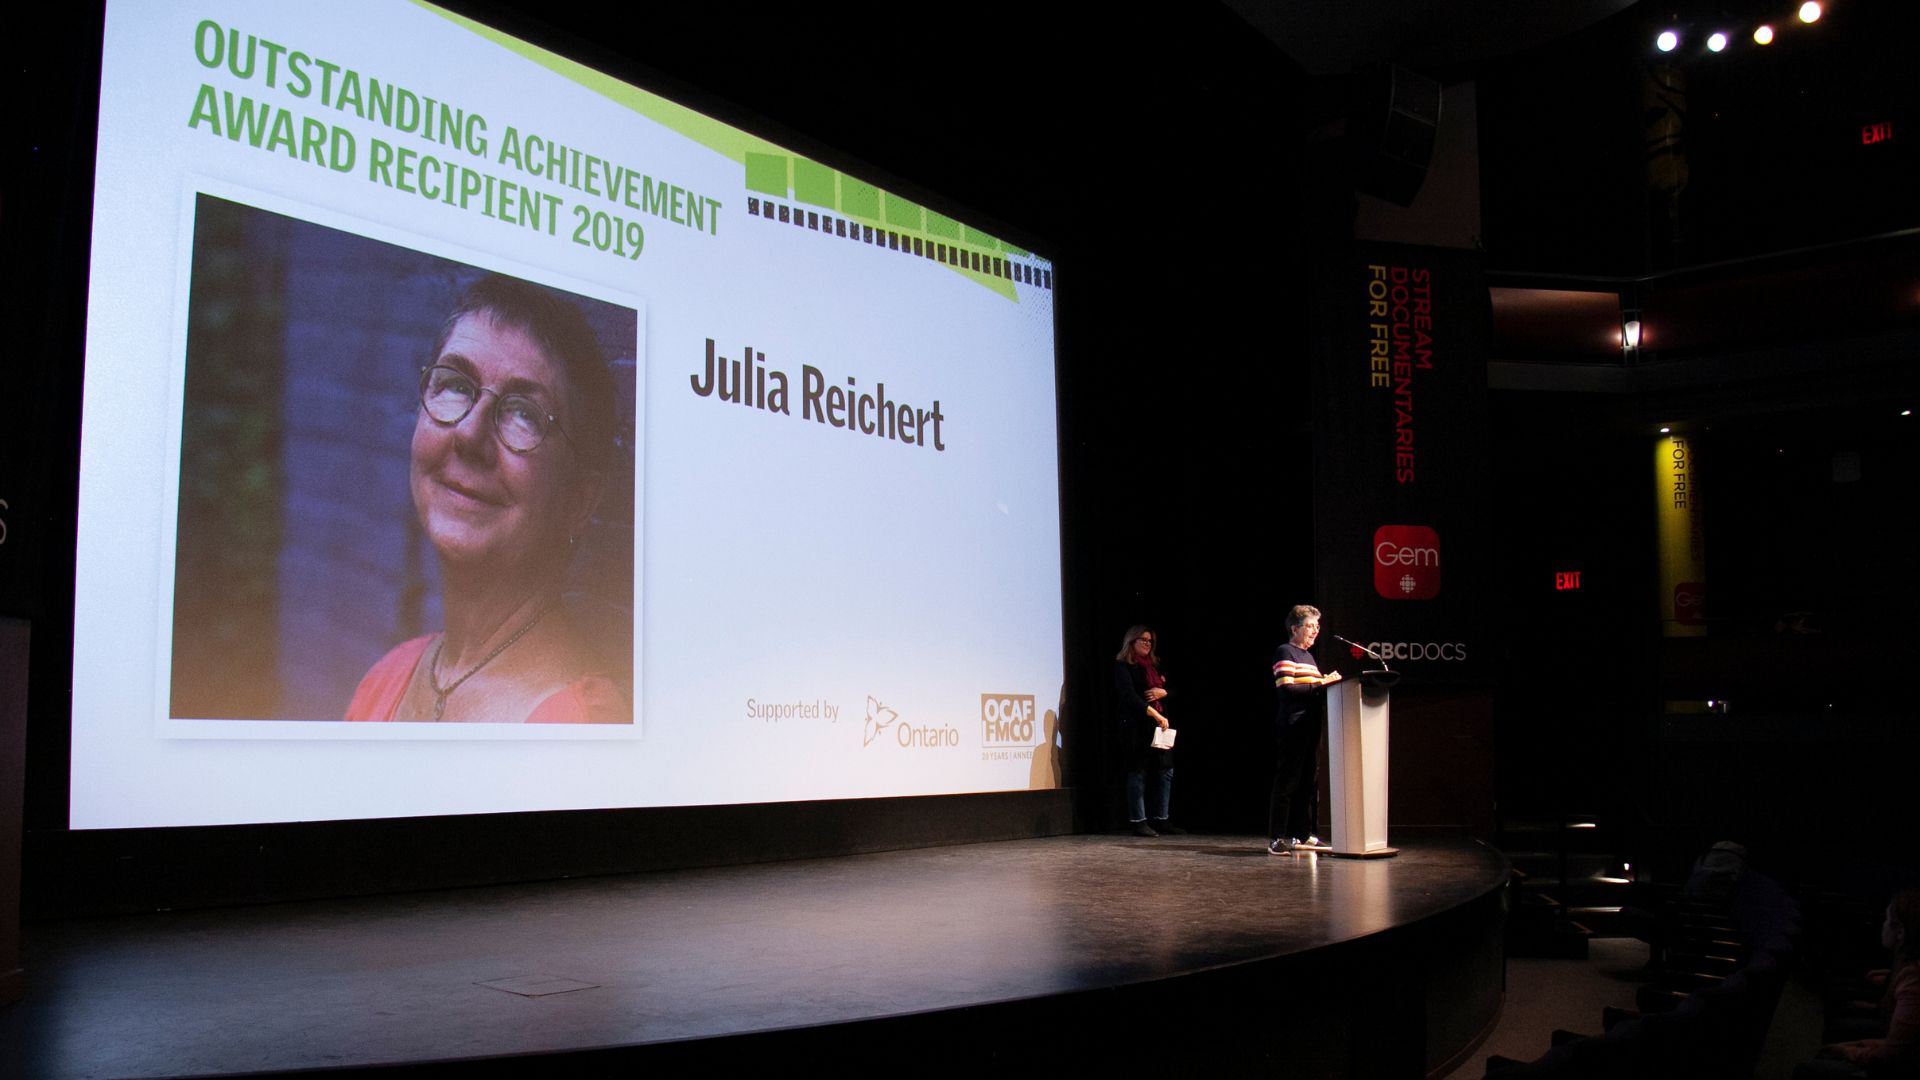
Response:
[427,600,556,720]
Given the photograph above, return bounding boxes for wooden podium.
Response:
[1326,671,1397,858]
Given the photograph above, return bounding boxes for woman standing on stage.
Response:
[1113,624,1181,837]
[1269,604,1340,854]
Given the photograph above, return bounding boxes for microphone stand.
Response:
[1329,633,1400,689]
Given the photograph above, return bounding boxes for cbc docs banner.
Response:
[1310,242,1491,683]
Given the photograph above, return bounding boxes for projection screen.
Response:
[69,0,1062,828]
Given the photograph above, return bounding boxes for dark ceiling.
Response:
[1221,0,1638,76]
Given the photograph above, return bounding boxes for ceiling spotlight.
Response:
[1799,1,1822,23]
[1754,23,1776,44]
[1660,426,1672,434]
[1707,31,1729,52]
[1657,29,1681,51]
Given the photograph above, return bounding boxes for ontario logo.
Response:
[1374,524,1441,600]
[861,694,960,750]
[980,694,1037,747]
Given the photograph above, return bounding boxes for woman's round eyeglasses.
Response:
[419,365,573,455]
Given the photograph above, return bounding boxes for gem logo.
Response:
[1373,525,1440,600]
[1674,582,1706,625]
[981,694,1037,747]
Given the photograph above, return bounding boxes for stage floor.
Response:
[2,833,1508,1077]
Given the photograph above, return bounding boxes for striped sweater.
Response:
[1273,642,1328,730]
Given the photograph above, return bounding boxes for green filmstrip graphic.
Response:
[744,189,1051,299]
[420,1,1049,301]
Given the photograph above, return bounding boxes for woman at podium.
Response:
[1269,605,1340,854]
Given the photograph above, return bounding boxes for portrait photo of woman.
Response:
[346,275,631,724]
[166,194,637,727]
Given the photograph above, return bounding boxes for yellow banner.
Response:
[1655,433,1706,636]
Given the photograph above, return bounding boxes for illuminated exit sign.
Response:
[1862,121,1893,146]
[1555,571,1583,591]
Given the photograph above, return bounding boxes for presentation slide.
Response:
[69,1,1062,828]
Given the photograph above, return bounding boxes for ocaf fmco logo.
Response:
[981,694,1037,747]
[1374,524,1440,600]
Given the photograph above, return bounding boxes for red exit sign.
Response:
[1555,571,1582,591]
[1862,121,1893,146]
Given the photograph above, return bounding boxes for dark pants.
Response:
[1125,760,1173,822]
[1268,718,1321,841]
